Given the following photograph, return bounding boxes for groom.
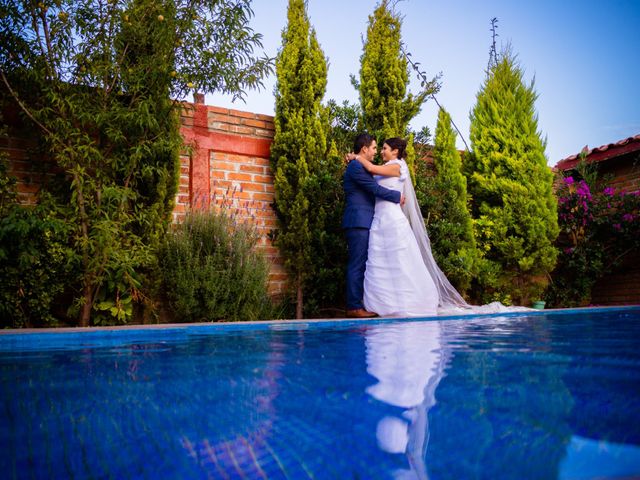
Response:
[343,133,402,318]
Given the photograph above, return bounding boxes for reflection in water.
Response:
[365,321,448,479]
[3,309,639,478]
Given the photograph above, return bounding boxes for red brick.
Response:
[208,112,232,123]
[253,174,273,184]
[255,129,275,138]
[207,105,231,115]
[229,109,256,119]
[229,125,255,135]
[210,122,231,132]
[212,161,237,171]
[239,164,265,174]
[239,182,263,193]
[173,203,188,213]
[241,118,268,129]
[253,157,271,166]
[251,192,273,201]
[224,154,249,163]
[227,172,252,181]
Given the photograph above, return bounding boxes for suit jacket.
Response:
[342,160,401,229]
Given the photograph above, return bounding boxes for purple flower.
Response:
[622,213,634,222]
[564,247,574,254]
[613,224,622,231]
[564,177,575,185]
[603,187,615,196]
[576,180,591,198]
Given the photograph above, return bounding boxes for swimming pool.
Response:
[1,307,639,479]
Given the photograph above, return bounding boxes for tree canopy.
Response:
[0,0,272,326]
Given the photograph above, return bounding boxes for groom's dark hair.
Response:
[353,133,375,154]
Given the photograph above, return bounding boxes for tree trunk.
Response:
[80,284,92,327]
[296,278,303,319]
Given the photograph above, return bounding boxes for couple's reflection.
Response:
[365,320,447,479]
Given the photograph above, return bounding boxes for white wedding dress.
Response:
[364,160,439,316]
[363,159,529,317]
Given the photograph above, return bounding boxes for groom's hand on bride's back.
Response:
[400,194,406,206]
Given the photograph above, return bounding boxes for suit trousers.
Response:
[345,227,370,310]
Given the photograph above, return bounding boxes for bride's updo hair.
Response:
[384,137,408,159]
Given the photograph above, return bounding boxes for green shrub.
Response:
[0,194,78,328]
[158,210,273,322]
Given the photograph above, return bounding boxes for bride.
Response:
[353,137,520,317]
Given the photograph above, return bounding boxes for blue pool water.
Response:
[1,307,640,479]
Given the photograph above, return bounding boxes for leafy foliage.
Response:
[270,0,331,318]
[424,108,479,295]
[301,141,348,317]
[0,193,77,328]
[546,163,640,307]
[357,0,437,176]
[0,0,272,326]
[157,210,273,322]
[326,100,362,155]
[467,49,558,304]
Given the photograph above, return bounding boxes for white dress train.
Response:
[363,159,530,317]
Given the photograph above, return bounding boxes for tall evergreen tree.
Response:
[467,50,558,304]
[428,108,478,295]
[357,0,431,177]
[271,0,329,319]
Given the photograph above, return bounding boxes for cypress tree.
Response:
[467,50,558,304]
[358,0,428,176]
[271,0,329,319]
[428,108,478,295]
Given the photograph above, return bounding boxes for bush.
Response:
[546,170,640,307]
[0,194,78,328]
[157,209,273,322]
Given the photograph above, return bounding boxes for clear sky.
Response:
[207,0,640,165]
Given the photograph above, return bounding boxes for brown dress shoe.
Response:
[346,308,379,318]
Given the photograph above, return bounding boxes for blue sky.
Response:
[207,0,640,165]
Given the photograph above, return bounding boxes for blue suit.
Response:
[342,160,401,310]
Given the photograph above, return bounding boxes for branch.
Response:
[0,70,54,138]
[488,17,499,72]
[29,9,51,79]
[40,9,57,73]
[401,44,470,152]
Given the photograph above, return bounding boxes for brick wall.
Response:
[591,253,640,306]
[596,153,640,193]
[179,97,287,296]
[1,98,288,297]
